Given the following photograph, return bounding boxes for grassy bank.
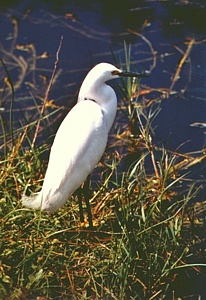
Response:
[1,44,206,299]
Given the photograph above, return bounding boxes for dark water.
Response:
[0,1,206,188]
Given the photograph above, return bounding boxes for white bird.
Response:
[22,62,147,227]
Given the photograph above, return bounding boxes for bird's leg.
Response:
[83,175,93,229]
[77,188,84,223]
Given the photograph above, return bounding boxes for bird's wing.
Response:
[42,100,108,196]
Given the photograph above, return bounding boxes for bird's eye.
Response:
[111,70,120,76]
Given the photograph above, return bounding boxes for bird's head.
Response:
[78,62,148,103]
[86,62,148,83]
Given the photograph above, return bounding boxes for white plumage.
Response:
[22,62,146,216]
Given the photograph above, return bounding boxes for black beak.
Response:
[119,70,149,78]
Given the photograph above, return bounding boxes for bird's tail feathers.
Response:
[22,192,43,210]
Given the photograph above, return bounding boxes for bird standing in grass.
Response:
[22,62,147,227]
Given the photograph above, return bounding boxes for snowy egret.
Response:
[22,62,147,227]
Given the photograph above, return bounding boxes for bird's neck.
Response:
[78,82,117,133]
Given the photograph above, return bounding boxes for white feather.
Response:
[22,63,119,212]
